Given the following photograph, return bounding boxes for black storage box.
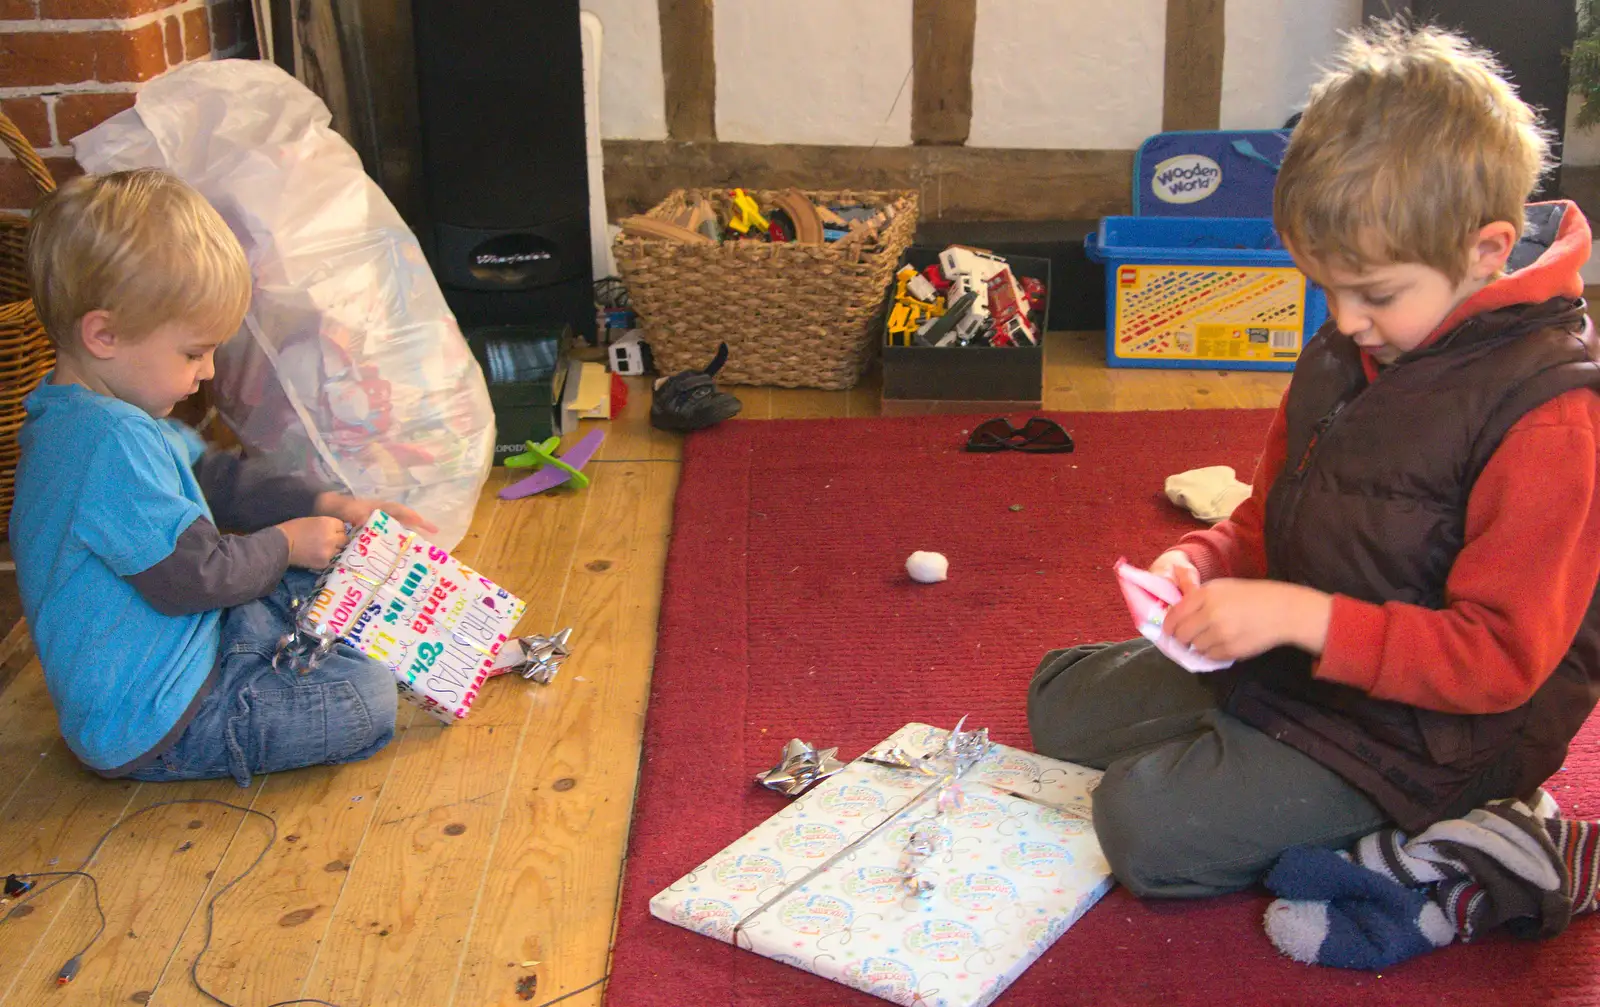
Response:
[880,246,1051,414]
[466,325,570,463]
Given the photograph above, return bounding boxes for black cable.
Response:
[2,798,349,1007]
[180,799,281,1007]
[2,869,104,979]
[529,974,609,1007]
[593,276,630,310]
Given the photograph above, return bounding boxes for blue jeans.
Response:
[127,569,398,787]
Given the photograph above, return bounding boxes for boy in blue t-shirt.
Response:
[13,168,437,785]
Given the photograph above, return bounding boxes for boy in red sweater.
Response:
[1029,21,1600,898]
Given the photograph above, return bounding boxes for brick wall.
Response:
[0,0,256,212]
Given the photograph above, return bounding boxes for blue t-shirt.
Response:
[11,379,221,771]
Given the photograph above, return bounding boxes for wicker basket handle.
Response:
[0,108,57,198]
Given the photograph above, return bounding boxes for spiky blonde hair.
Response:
[1275,19,1553,282]
[26,168,251,350]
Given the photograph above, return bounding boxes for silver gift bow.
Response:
[489,628,574,684]
[731,718,994,947]
[754,738,846,797]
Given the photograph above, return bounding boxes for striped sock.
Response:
[1546,817,1598,915]
[1435,879,1489,940]
[1349,828,1457,886]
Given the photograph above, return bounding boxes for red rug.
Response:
[607,410,1600,1007]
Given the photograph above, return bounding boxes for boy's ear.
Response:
[1468,221,1519,280]
[76,309,119,360]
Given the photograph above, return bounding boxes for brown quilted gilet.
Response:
[1210,297,1600,830]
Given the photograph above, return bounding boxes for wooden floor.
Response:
[0,331,1288,1007]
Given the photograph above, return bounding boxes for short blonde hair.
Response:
[1275,19,1553,283]
[26,168,252,349]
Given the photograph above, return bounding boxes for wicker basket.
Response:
[613,188,918,389]
[0,110,58,538]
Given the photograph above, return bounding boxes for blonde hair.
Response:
[1275,19,1553,283]
[26,168,252,349]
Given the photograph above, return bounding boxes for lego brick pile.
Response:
[887,245,1046,349]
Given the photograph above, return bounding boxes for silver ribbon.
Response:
[883,715,990,898]
[270,525,414,675]
[731,718,993,946]
[271,595,341,674]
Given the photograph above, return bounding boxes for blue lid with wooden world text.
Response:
[1132,129,1290,219]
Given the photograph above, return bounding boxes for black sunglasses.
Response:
[965,417,1075,454]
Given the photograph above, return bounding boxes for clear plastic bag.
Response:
[74,60,493,548]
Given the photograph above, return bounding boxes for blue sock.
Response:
[1263,845,1455,969]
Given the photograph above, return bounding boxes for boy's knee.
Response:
[1091,761,1171,897]
[1091,757,1245,899]
[1027,643,1110,760]
[341,653,398,747]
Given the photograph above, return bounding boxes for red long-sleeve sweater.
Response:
[1176,202,1600,716]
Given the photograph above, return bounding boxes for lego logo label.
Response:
[1151,154,1222,204]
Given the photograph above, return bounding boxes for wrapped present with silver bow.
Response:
[651,722,1112,1007]
[298,510,526,724]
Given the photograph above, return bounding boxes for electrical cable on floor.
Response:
[1,870,102,984]
[529,974,610,1007]
[2,798,348,1007]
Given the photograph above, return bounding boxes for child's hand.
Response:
[1163,578,1333,661]
[1149,549,1202,594]
[278,516,350,570]
[314,492,439,535]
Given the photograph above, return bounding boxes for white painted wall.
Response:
[714,0,913,146]
[580,0,1392,149]
[1564,98,1600,166]
[967,0,1167,149]
[581,0,668,140]
[1219,0,1363,130]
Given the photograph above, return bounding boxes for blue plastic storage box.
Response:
[1085,216,1327,371]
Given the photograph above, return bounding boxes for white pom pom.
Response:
[906,551,949,583]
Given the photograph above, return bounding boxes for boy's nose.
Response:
[1331,302,1368,337]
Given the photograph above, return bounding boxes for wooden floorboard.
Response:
[0,339,1284,1007]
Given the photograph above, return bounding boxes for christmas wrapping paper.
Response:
[303,510,526,723]
[651,723,1113,1007]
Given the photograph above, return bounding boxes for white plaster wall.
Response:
[585,0,1377,149]
[582,0,668,140]
[1219,0,1363,130]
[714,0,913,146]
[1564,97,1600,166]
[966,0,1166,149]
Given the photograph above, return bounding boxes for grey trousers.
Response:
[1028,639,1389,898]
